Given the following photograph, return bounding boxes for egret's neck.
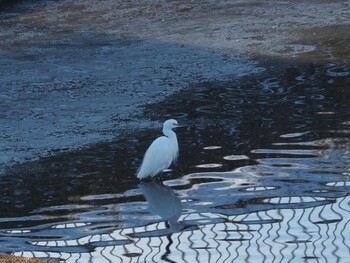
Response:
[163,128,176,138]
[163,128,177,141]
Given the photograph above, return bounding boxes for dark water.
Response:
[1,60,350,262]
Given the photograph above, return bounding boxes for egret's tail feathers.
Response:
[136,166,144,179]
[137,166,151,179]
[137,171,147,179]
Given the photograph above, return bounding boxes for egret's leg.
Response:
[154,174,164,182]
[139,176,153,182]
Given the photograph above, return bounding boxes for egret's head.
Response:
[163,119,180,130]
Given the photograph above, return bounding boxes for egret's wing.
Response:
[137,136,174,178]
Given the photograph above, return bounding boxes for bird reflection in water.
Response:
[139,181,184,232]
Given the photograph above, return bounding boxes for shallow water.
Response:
[1,58,349,262]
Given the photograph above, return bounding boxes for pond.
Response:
[1,56,349,262]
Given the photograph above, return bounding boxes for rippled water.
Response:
[1,60,350,262]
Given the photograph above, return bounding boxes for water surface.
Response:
[1,57,349,262]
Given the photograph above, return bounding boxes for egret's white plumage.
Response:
[137,119,179,179]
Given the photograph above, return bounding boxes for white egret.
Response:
[137,119,179,179]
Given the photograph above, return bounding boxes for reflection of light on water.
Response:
[263,196,330,204]
[241,186,278,192]
[13,195,350,262]
[203,146,222,150]
[195,163,223,168]
[279,131,310,138]
[273,140,320,146]
[315,111,337,115]
[251,148,320,157]
[53,222,91,229]
[328,129,350,134]
[233,165,289,177]
[5,229,31,234]
[80,193,123,201]
[223,155,249,161]
[326,181,350,187]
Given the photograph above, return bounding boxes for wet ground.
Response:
[1,0,350,262]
